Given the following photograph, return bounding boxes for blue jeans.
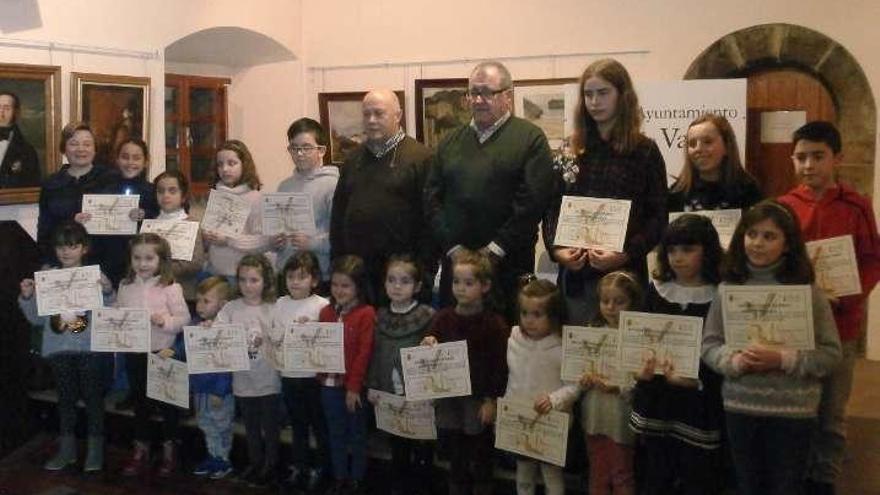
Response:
[320,386,367,481]
[726,412,815,495]
[195,393,235,461]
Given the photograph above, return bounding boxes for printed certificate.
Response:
[261,193,316,236]
[34,265,104,316]
[495,398,570,467]
[371,389,437,440]
[146,354,189,409]
[139,219,200,261]
[806,235,862,297]
[553,196,631,252]
[81,194,140,235]
[619,311,704,379]
[184,324,250,374]
[669,209,741,249]
[720,285,814,351]
[90,307,150,353]
[561,325,623,385]
[283,322,345,374]
[401,341,472,401]
[201,189,251,236]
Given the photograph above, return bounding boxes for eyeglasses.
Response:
[467,87,510,100]
[287,145,325,155]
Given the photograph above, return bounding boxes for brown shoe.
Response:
[156,441,177,478]
[121,441,150,477]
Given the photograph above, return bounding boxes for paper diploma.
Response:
[90,307,150,353]
[201,189,251,236]
[806,235,862,297]
[81,194,139,235]
[184,324,250,374]
[371,389,437,440]
[140,219,200,261]
[720,285,814,351]
[619,311,704,380]
[561,326,623,386]
[34,265,104,316]
[261,193,316,236]
[553,196,631,251]
[283,322,345,374]
[146,354,190,409]
[495,398,570,467]
[401,341,472,401]
[669,209,741,249]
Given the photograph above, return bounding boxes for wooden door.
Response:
[746,69,837,198]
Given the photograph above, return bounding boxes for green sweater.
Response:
[425,117,556,272]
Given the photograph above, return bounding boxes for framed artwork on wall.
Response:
[414,78,469,149]
[0,63,62,205]
[318,90,406,165]
[512,78,579,152]
[72,72,150,169]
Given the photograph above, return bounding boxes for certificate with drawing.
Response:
[90,307,150,353]
[34,265,104,316]
[371,389,437,440]
[261,193,316,236]
[262,326,286,371]
[495,398,570,467]
[400,341,472,401]
[201,189,251,236]
[184,324,250,374]
[720,285,814,351]
[669,209,741,249]
[553,196,631,251]
[806,235,862,297]
[283,322,345,374]
[81,194,140,235]
[139,219,200,261]
[561,325,623,385]
[619,311,704,379]
[146,354,189,409]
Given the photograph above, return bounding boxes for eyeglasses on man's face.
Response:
[287,145,325,155]
[466,86,510,100]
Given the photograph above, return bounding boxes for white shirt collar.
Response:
[470,112,511,144]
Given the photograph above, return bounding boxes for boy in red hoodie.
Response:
[778,121,880,495]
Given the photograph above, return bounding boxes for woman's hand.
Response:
[151,312,167,327]
[289,233,312,250]
[533,394,552,414]
[19,278,35,299]
[741,345,783,372]
[661,360,698,388]
[129,208,146,222]
[553,247,587,271]
[98,273,113,294]
[201,229,228,247]
[346,391,362,412]
[478,399,497,425]
[156,348,175,359]
[420,336,437,346]
[636,352,657,381]
[587,249,628,272]
[73,212,92,224]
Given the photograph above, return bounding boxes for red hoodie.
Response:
[779,183,880,341]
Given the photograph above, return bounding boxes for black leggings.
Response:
[50,353,107,436]
[126,353,181,443]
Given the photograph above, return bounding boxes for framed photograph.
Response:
[318,91,406,165]
[414,78,469,149]
[513,78,579,151]
[0,63,61,204]
[72,72,150,169]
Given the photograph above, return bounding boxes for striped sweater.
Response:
[701,263,841,418]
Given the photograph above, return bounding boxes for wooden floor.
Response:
[838,359,880,495]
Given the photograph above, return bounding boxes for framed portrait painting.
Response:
[318,91,406,165]
[0,63,62,205]
[513,78,579,152]
[414,78,469,149]
[72,73,150,169]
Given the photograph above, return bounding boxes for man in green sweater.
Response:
[425,61,557,319]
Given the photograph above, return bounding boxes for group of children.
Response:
[18,99,877,495]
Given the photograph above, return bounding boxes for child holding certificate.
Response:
[18,222,114,472]
[630,214,725,494]
[272,251,330,492]
[778,121,880,495]
[366,254,436,495]
[580,271,641,495]
[421,249,510,495]
[202,140,271,281]
[504,278,578,495]
[318,255,376,495]
[189,276,235,480]
[701,200,842,495]
[117,233,191,477]
[216,254,281,487]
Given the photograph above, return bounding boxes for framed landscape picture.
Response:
[318,91,406,164]
[0,63,61,204]
[72,73,150,169]
[414,78,469,148]
[513,78,579,151]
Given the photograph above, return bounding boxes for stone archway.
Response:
[685,23,876,194]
